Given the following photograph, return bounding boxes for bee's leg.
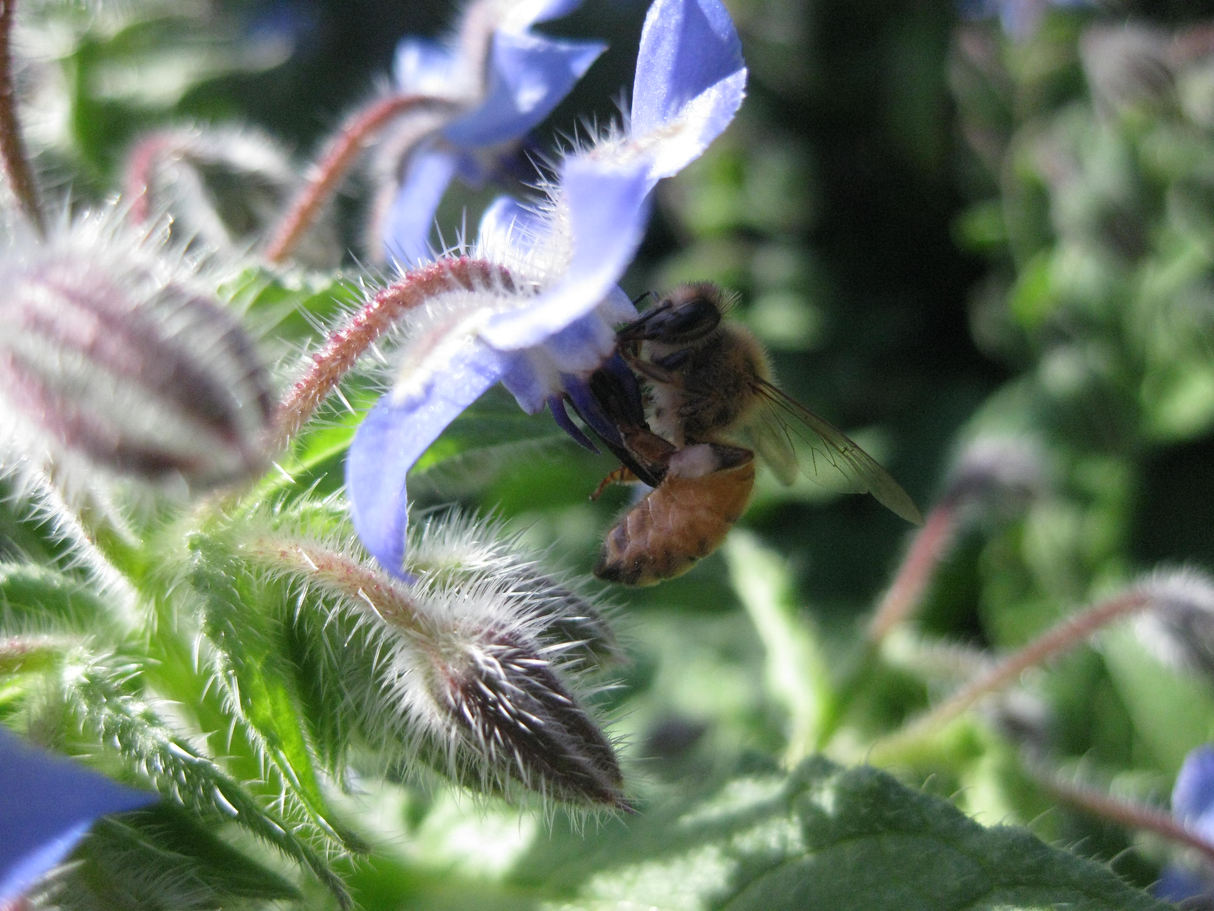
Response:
[590,466,640,501]
[624,353,683,387]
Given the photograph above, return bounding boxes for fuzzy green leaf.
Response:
[36,803,301,910]
[521,758,1168,911]
[57,660,353,909]
[186,533,367,855]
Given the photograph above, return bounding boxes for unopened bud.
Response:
[408,510,624,666]
[0,213,273,489]
[1133,568,1214,682]
[940,437,1046,514]
[1081,25,1177,119]
[126,125,339,268]
[410,611,626,807]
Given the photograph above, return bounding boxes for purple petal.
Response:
[630,0,746,181]
[509,0,591,26]
[1155,864,1211,904]
[394,37,463,96]
[0,728,155,904]
[346,345,506,576]
[382,149,461,266]
[477,195,548,258]
[1174,745,1214,837]
[548,395,600,452]
[480,156,651,349]
[442,32,605,148]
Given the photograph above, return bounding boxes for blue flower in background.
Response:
[381,0,606,266]
[0,728,155,904]
[1156,744,1214,905]
[348,0,748,577]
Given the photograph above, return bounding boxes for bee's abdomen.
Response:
[594,444,755,586]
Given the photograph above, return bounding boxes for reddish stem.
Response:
[875,589,1153,756]
[247,535,422,633]
[269,256,514,452]
[123,131,186,225]
[0,0,42,234]
[263,93,458,264]
[1032,760,1214,870]
[868,502,959,644]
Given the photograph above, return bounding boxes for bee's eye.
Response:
[642,296,721,343]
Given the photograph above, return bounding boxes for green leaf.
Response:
[58,660,353,910]
[0,563,116,632]
[41,803,301,910]
[521,758,1168,911]
[186,533,368,856]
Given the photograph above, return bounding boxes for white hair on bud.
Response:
[1132,567,1214,681]
[239,503,627,810]
[0,205,272,502]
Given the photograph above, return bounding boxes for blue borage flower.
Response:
[1156,744,1214,904]
[0,728,155,904]
[348,0,747,576]
[381,0,607,266]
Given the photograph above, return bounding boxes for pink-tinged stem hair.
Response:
[0,0,43,234]
[874,589,1152,759]
[263,94,458,264]
[1031,758,1214,869]
[868,502,960,644]
[246,535,424,633]
[123,131,187,225]
[269,256,515,452]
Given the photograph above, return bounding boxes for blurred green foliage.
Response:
[9,0,1214,907]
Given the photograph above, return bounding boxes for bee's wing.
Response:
[748,379,923,525]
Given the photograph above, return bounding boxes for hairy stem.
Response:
[1028,757,1214,868]
[868,502,959,644]
[268,256,515,452]
[122,131,187,225]
[0,0,43,234]
[263,94,458,264]
[872,589,1152,760]
[244,534,424,635]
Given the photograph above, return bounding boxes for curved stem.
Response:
[123,131,187,225]
[263,93,458,264]
[268,256,515,452]
[1029,757,1214,869]
[0,0,43,234]
[868,502,959,644]
[871,589,1152,761]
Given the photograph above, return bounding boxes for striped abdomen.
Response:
[594,443,755,586]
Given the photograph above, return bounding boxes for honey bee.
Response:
[591,282,922,586]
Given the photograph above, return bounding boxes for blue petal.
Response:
[393,37,462,96]
[346,345,506,576]
[1155,864,1211,904]
[480,156,651,349]
[1174,745,1214,833]
[509,0,591,26]
[629,0,746,182]
[548,394,600,452]
[382,149,461,266]
[477,195,547,257]
[443,32,605,148]
[631,0,744,134]
[0,728,155,904]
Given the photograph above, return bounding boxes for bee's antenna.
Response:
[631,290,657,309]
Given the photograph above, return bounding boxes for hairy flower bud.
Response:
[1133,568,1214,682]
[405,606,626,807]
[244,512,626,809]
[126,124,339,268]
[0,213,273,489]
